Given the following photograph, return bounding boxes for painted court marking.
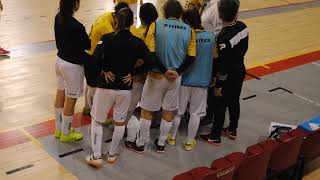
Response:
[59,148,84,158]
[6,164,34,175]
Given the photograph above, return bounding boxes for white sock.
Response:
[171,115,181,139]
[158,119,173,146]
[187,114,200,144]
[109,125,125,155]
[54,108,63,131]
[62,114,73,135]
[126,116,140,142]
[91,120,103,158]
[136,118,151,147]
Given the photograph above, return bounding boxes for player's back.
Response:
[154,19,192,71]
[182,30,216,87]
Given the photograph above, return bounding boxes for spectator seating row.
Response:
[173,127,320,180]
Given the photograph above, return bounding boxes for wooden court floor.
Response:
[0,0,319,179]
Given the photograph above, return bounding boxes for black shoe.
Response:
[154,138,165,153]
[200,116,213,126]
[223,127,237,140]
[199,134,222,146]
[125,141,145,154]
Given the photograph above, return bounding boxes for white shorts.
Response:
[91,88,131,123]
[140,75,182,112]
[55,56,84,98]
[128,82,144,113]
[178,86,208,118]
[86,85,96,109]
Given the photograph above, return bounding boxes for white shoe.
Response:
[85,154,103,168]
[106,153,118,164]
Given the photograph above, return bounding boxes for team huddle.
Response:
[53,0,248,167]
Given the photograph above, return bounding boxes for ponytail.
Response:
[59,0,79,16]
[115,8,134,31]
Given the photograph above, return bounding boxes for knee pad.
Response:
[162,110,174,121]
[141,109,154,120]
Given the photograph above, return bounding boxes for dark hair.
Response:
[140,3,158,26]
[115,8,133,31]
[59,0,79,16]
[182,8,202,30]
[115,2,129,14]
[218,0,240,22]
[163,0,183,19]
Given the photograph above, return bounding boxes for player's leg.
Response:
[185,87,207,151]
[87,85,96,109]
[200,94,226,146]
[127,75,164,153]
[82,84,91,115]
[107,90,131,163]
[125,82,143,143]
[86,88,115,167]
[168,85,189,146]
[156,76,182,153]
[59,58,85,142]
[225,71,246,139]
[126,82,143,121]
[54,58,66,137]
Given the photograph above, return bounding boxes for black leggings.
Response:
[209,71,246,137]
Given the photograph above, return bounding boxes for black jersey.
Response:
[54,13,91,65]
[93,30,152,90]
[216,21,249,88]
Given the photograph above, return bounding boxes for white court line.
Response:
[293,93,320,107]
[312,62,320,68]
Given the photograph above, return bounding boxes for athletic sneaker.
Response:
[199,134,222,146]
[154,139,165,153]
[125,141,145,154]
[167,135,176,146]
[82,107,91,116]
[223,128,237,140]
[54,128,75,138]
[0,48,10,55]
[184,139,196,151]
[85,154,103,168]
[106,153,118,164]
[60,132,84,142]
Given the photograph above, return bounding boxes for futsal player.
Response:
[85,8,156,166]
[54,0,90,142]
[82,2,129,115]
[126,0,196,154]
[168,8,217,151]
[125,3,159,145]
[200,0,248,145]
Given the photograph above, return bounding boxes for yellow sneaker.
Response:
[54,128,74,138]
[184,139,196,151]
[60,131,84,142]
[167,135,176,146]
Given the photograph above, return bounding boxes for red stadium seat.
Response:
[296,128,320,158]
[289,128,320,179]
[268,132,304,171]
[172,167,212,180]
[209,157,235,180]
[225,144,272,180]
[173,157,235,180]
